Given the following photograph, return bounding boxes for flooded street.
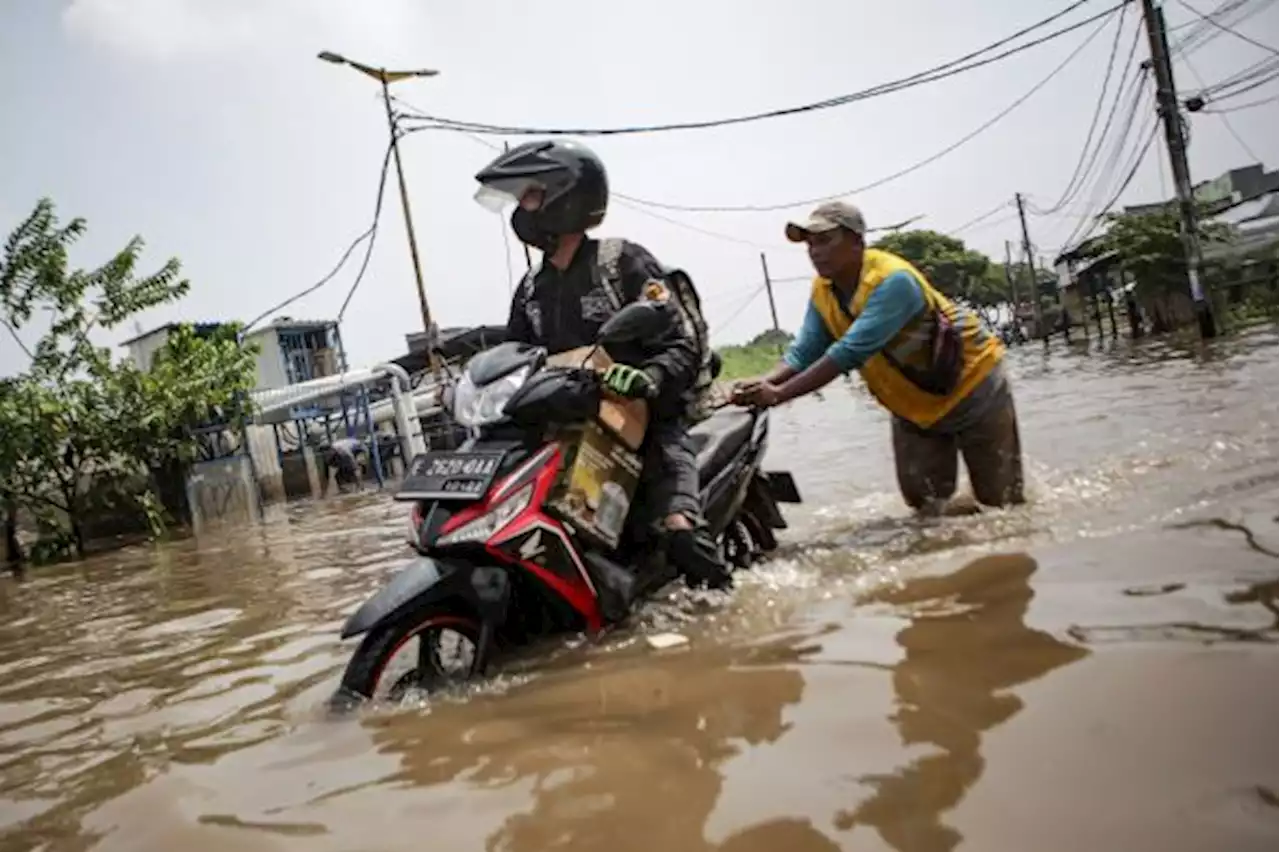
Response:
[1,329,1276,852]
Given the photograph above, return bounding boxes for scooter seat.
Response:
[689,409,756,487]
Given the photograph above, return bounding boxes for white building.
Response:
[120,317,343,393]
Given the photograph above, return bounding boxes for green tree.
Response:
[872,229,1005,308]
[0,199,257,560]
[1080,209,1232,300]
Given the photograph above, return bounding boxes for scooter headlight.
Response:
[450,366,531,428]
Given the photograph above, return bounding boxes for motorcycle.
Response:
[329,302,802,707]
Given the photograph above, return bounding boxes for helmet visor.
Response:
[473,177,543,213]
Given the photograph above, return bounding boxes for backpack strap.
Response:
[519,259,541,301]
[660,267,718,423]
[595,237,627,311]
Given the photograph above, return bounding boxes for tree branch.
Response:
[1,317,33,361]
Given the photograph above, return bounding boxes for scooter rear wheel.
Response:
[331,608,482,710]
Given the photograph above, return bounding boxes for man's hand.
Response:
[729,377,763,405]
[603,363,657,399]
[733,380,783,408]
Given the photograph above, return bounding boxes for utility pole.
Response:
[759,253,781,335]
[1014,193,1043,341]
[379,77,433,339]
[1138,0,1216,339]
[1004,241,1021,344]
[317,51,443,369]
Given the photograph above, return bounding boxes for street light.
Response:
[318,50,440,356]
[869,214,926,234]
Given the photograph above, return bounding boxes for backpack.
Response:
[593,238,717,423]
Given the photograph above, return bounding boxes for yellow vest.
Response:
[810,248,1003,429]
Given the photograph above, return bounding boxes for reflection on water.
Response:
[378,643,816,851]
[835,554,1087,851]
[0,328,1276,851]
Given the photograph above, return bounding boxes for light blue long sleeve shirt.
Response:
[783,271,926,373]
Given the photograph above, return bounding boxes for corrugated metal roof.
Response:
[121,316,338,347]
[1203,224,1279,261]
[119,321,229,347]
[1212,191,1279,226]
[244,318,336,337]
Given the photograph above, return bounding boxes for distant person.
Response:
[731,201,1025,512]
[324,437,366,494]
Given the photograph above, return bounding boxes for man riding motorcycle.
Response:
[474,139,731,590]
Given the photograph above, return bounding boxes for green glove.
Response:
[603,364,657,399]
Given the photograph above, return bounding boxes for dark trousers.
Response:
[891,386,1025,511]
[635,418,701,530]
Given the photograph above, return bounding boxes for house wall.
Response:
[126,328,173,371]
[248,331,288,392]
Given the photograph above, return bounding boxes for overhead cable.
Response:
[1057,82,1155,251]
[398,0,1125,141]
[945,202,1015,236]
[1182,55,1265,164]
[612,8,1119,214]
[245,139,395,333]
[1170,0,1274,56]
[1036,8,1142,215]
[1202,94,1279,110]
[1174,0,1279,53]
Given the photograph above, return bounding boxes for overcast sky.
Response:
[1,0,1275,376]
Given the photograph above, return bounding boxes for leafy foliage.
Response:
[0,199,258,561]
[871,229,1007,307]
[1079,208,1233,299]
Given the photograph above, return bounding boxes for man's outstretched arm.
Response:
[769,272,926,405]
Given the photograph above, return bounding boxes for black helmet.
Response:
[474,140,609,246]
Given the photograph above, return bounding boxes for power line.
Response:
[398,0,1124,141]
[945,201,1015,236]
[1174,0,1279,53]
[1037,8,1142,214]
[1182,55,1265,163]
[1201,93,1279,110]
[1185,55,1276,99]
[1168,0,1251,29]
[1205,67,1280,100]
[717,284,768,332]
[245,138,394,333]
[613,8,1119,214]
[1029,48,1149,219]
[1088,122,1161,229]
[1068,117,1159,250]
[1057,82,1156,251]
[337,137,394,322]
[1170,0,1274,57]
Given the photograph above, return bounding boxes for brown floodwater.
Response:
[1,328,1277,852]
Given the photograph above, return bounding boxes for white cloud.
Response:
[61,0,422,63]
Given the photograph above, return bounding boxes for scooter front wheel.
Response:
[330,607,482,711]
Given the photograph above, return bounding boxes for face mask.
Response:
[511,208,557,252]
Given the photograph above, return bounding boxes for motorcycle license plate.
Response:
[393,450,504,502]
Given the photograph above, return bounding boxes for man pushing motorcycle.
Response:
[474,139,732,590]
[732,201,1025,513]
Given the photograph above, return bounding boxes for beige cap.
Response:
[785,201,867,242]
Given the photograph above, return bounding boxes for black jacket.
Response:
[505,238,700,419]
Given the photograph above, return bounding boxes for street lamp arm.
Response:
[316,50,438,82]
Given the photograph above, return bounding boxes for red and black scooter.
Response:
[329,303,801,707]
